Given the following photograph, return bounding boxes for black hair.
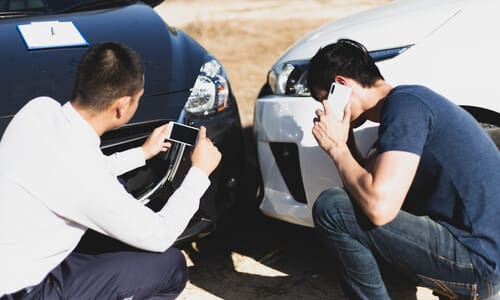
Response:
[307,39,384,100]
[72,42,144,110]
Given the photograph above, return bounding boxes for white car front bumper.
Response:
[254,94,378,227]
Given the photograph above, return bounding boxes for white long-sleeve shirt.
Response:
[0,97,210,295]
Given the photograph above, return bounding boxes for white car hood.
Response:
[276,0,468,65]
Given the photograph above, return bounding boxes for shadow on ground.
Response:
[178,127,423,299]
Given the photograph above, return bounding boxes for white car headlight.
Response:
[268,60,310,97]
[184,59,229,115]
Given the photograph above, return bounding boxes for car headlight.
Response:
[268,60,310,96]
[266,45,413,97]
[184,59,229,116]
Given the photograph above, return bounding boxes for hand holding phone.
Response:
[327,82,352,120]
[312,82,352,157]
[141,124,173,160]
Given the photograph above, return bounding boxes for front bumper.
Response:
[184,100,245,223]
[254,94,378,227]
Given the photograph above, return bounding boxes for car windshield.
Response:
[0,0,140,16]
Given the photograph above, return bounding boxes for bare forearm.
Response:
[330,145,392,225]
[312,101,408,225]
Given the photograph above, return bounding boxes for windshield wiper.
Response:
[0,10,45,19]
[55,0,137,13]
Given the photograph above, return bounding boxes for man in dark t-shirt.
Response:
[307,39,499,299]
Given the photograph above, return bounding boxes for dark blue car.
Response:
[0,0,244,248]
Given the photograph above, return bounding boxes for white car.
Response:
[254,0,500,227]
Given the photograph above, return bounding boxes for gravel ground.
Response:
[176,210,437,299]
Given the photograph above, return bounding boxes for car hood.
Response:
[0,3,198,118]
[275,0,468,64]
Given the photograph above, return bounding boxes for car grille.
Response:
[100,119,187,205]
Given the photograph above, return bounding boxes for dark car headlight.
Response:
[266,45,413,97]
[368,44,413,62]
[184,59,229,116]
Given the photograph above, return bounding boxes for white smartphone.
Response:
[327,82,352,120]
[166,122,200,146]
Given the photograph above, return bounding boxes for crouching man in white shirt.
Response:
[0,42,222,299]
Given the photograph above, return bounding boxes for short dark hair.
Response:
[72,42,145,111]
[307,39,384,100]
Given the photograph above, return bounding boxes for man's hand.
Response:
[191,126,221,176]
[312,99,351,159]
[141,123,172,160]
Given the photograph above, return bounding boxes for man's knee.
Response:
[313,187,350,220]
[59,249,188,299]
[159,248,188,295]
[312,187,352,231]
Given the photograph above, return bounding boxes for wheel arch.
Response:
[461,105,500,149]
[461,105,500,126]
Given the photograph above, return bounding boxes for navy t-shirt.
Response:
[377,85,500,283]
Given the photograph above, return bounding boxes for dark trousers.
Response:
[6,248,187,300]
[312,187,499,300]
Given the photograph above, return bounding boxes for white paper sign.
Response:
[17,21,88,50]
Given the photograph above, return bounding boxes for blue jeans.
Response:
[312,187,499,300]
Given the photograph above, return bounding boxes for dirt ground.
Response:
[154,1,438,299]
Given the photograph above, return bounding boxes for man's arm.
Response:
[333,146,419,226]
[57,127,221,252]
[313,100,419,226]
[105,148,146,176]
[105,124,173,176]
[75,167,210,252]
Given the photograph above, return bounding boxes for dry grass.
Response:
[181,18,330,127]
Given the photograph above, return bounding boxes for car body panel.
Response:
[0,1,244,245]
[255,96,377,226]
[379,1,500,112]
[276,0,467,65]
[0,3,206,127]
[255,0,500,227]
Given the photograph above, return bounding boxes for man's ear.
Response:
[334,75,348,86]
[114,96,132,119]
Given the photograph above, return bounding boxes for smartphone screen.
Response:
[168,123,199,146]
[327,82,352,120]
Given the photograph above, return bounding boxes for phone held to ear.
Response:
[165,122,200,146]
[327,82,352,120]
